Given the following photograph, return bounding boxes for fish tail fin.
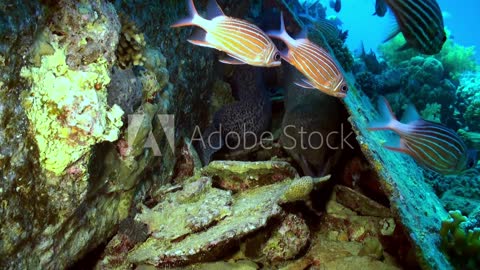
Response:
[368,96,399,131]
[267,13,296,46]
[171,0,205,28]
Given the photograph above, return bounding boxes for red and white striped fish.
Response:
[267,13,348,98]
[171,0,281,67]
[368,96,475,175]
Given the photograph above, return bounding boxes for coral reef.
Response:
[456,73,480,131]
[0,0,205,268]
[420,103,442,123]
[440,210,480,270]
[378,30,478,79]
[375,30,478,126]
[458,129,480,150]
[117,14,147,69]
[1,1,475,270]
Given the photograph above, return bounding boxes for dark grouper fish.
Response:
[171,0,281,67]
[368,97,475,175]
[267,14,348,98]
[384,0,446,55]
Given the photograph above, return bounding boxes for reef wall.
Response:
[0,0,216,268]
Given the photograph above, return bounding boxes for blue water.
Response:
[302,0,480,63]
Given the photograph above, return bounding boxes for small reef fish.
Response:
[313,18,345,42]
[373,0,387,17]
[330,0,341,12]
[368,96,474,175]
[267,14,348,98]
[171,0,281,67]
[384,0,446,55]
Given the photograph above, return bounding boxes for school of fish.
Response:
[172,0,474,175]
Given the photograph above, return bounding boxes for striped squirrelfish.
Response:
[384,0,446,55]
[267,13,348,98]
[171,0,281,67]
[368,96,475,175]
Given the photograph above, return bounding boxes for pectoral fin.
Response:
[294,78,316,89]
[219,54,247,65]
[396,42,410,51]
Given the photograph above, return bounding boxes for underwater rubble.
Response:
[0,0,478,269]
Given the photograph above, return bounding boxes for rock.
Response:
[262,214,310,262]
[127,175,329,267]
[179,260,259,270]
[135,177,233,241]
[276,187,401,270]
[172,137,202,183]
[49,0,120,68]
[107,66,143,115]
[343,74,453,268]
[334,185,391,218]
[201,160,298,191]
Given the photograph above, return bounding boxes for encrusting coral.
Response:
[21,39,124,176]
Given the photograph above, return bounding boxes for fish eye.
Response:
[274,52,281,61]
[442,35,447,42]
[341,84,348,93]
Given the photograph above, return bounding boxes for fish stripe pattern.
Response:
[171,0,280,67]
[385,0,445,54]
[368,96,469,175]
[292,42,342,92]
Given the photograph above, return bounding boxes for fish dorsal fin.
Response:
[295,28,308,40]
[401,104,421,124]
[267,13,297,47]
[207,0,225,19]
